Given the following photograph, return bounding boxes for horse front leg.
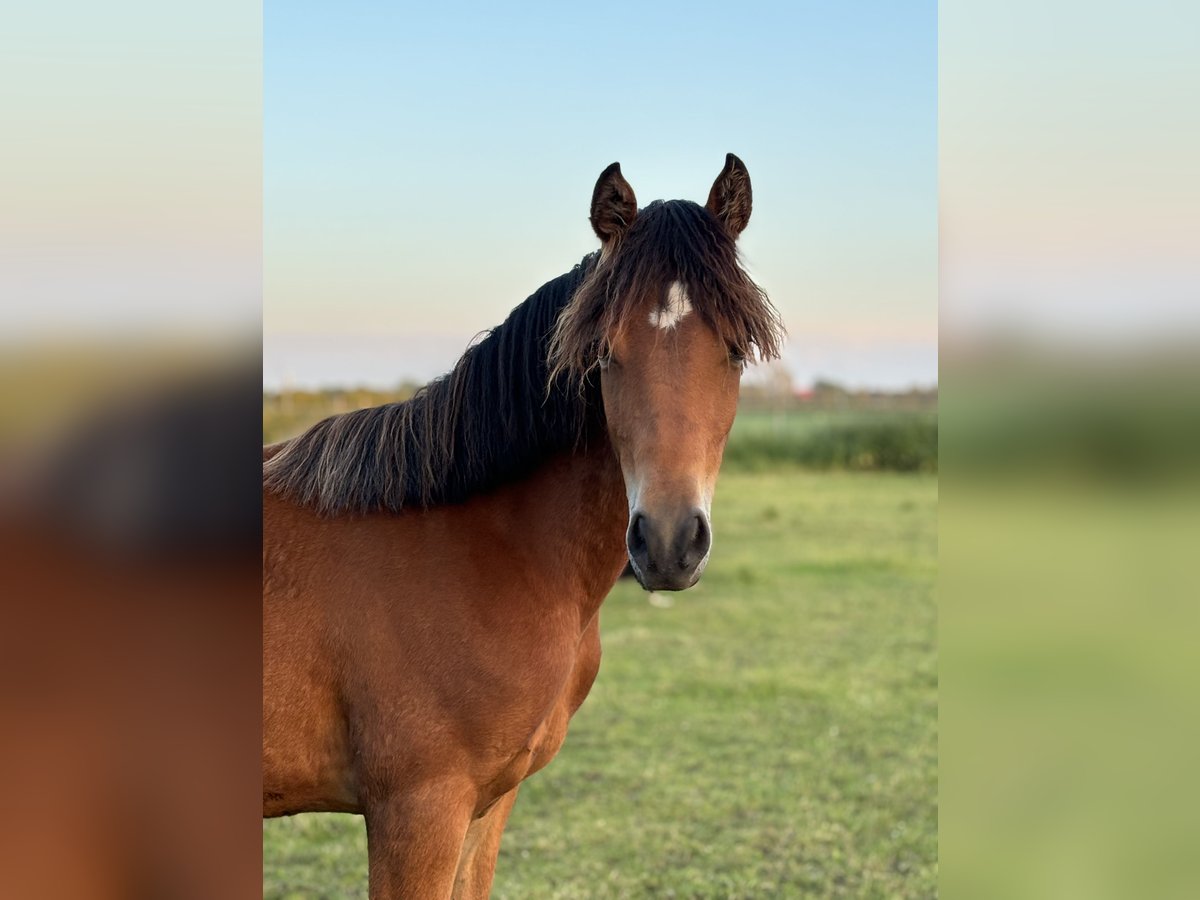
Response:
[365,779,475,900]
[451,787,521,899]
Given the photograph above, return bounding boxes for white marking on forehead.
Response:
[648,281,693,330]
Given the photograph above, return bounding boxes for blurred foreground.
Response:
[940,343,1200,899]
[0,343,263,899]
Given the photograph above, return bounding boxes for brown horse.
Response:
[263,155,783,898]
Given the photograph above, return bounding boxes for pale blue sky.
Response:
[941,0,1200,341]
[264,1,936,389]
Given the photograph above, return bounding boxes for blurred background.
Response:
[1,2,262,897]
[941,2,1200,898]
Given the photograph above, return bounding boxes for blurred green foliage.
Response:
[941,352,1200,484]
[726,411,938,473]
[941,481,1200,900]
[940,350,1200,899]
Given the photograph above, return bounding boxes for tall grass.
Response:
[724,411,938,473]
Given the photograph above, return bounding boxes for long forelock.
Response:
[548,200,784,387]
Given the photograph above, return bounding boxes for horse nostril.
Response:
[680,513,711,570]
[628,512,648,556]
[693,514,710,555]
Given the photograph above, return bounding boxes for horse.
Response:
[262,154,783,898]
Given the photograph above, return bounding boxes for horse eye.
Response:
[728,347,748,367]
[597,352,612,370]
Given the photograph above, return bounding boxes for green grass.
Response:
[726,410,938,473]
[263,471,938,898]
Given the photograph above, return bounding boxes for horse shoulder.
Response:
[475,610,603,809]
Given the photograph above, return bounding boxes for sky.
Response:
[263,1,937,390]
[2,1,260,341]
[940,0,1200,343]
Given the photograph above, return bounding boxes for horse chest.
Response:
[481,618,602,804]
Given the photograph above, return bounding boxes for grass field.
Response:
[725,410,937,474]
[263,470,938,898]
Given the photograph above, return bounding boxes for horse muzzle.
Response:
[625,507,711,592]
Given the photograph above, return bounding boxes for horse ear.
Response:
[706,153,753,237]
[590,162,638,244]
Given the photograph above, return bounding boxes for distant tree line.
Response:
[738,362,937,413]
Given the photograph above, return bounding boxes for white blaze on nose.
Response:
[649,281,692,330]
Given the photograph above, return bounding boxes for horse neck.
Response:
[502,435,629,626]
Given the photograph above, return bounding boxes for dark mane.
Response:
[263,256,602,516]
[264,199,783,516]
[549,200,783,385]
